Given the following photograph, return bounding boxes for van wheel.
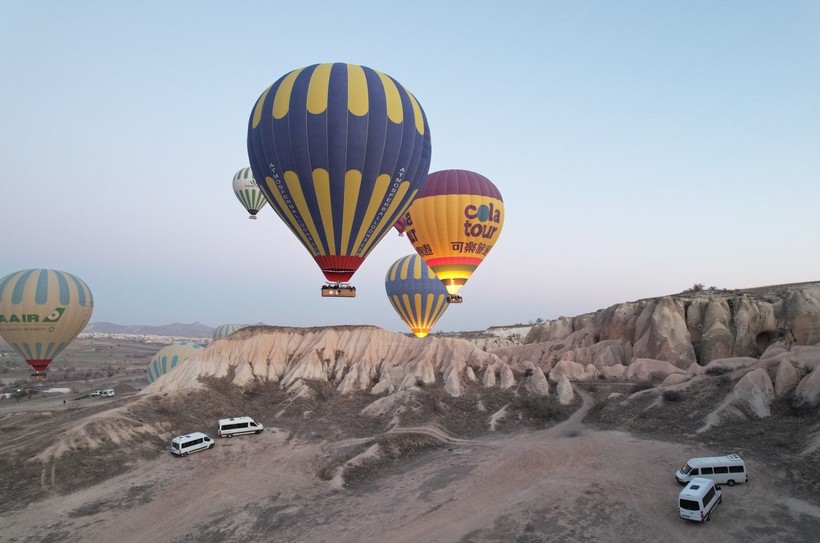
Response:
[208,443,214,449]
[256,430,261,434]
[228,434,232,438]
[705,513,711,522]
[182,452,188,457]
[727,480,735,486]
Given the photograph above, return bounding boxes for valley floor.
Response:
[1,389,818,542]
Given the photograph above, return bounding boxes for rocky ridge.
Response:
[145,283,820,429]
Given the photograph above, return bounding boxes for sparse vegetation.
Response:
[705,365,733,376]
[662,389,683,402]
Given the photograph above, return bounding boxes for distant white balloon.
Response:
[232,167,268,219]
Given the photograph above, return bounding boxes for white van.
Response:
[170,432,214,456]
[100,388,115,398]
[679,477,722,522]
[676,454,747,486]
[217,416,263,438]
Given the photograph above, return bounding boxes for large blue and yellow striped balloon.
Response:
[0,269,93,375]
[385,254,449,338]
[248,63,432,284]
[146,341,203,383]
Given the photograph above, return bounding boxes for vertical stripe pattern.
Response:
[0,269,94,373]
[384,254,449,338]
[212,323,242,340]
[248,63,432,283]
[232,167,269,217]
[146,341,203,383]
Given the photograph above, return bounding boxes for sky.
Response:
[2,1,819,333]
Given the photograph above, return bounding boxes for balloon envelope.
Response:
[0,269,93,374]
[147,341,203,383]
[385,254,449,338]
[247,62,432,284]
[232,167,269,219]
[403,170,504,297]
[212,323,242,340]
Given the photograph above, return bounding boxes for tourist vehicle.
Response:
[679,477,722,522]
[217,416,264,438]
[676,454,747,486]
[170,432,214,456]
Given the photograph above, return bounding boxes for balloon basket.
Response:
[248,215,257,220]
[30,372,47,381]
[447,294,463,304]
[321,283,356,298]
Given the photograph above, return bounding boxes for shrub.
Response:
[705,365,732,376]
[663,389,683,402]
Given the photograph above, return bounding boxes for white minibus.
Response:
[676,454,747,486]
[217,416,264,438]
[679,477,722,522]
[170,432,214,456]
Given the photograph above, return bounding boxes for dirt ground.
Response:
[0,366,819,543]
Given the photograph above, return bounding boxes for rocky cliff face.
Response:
[509,283,820,369]
[146,325,518,398]
[144,284,820,417]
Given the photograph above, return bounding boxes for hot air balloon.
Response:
[0,269,93,378]
[146,341,203,383]
[232,167,269,219]
[403,170,504,303]
[212,323,242,341]
[385,254,449,338]
[247,63,432,297]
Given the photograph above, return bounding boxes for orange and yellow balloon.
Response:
[385,254,449,338]
[0,269,94,376]
[403,170,504,301]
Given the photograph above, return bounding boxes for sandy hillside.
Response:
[0,380,818,543]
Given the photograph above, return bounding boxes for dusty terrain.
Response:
[0,336,818,543]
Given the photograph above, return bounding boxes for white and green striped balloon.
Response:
[146,341,203,383]
[212,323,242,340]
[232,167,268,219]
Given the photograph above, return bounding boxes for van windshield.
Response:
[681,464,693,474]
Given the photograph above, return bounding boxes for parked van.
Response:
[217,416,263,438]
[679,477,722,522]
[100,388,115,398]
[170,432,214,456]
[676,454,747,486]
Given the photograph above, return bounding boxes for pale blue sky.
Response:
[2,1,819,332]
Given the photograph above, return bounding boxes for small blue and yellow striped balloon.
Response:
[385,254,449,338]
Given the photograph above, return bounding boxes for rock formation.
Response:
[497,283,820,370]
[146,326,515,398]
[143,283,820,410]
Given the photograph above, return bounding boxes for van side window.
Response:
[729,466,744,473]
[703,487,715,504]
[701,467,714,475]
[714,466,729,474]
[690,469,699,475]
